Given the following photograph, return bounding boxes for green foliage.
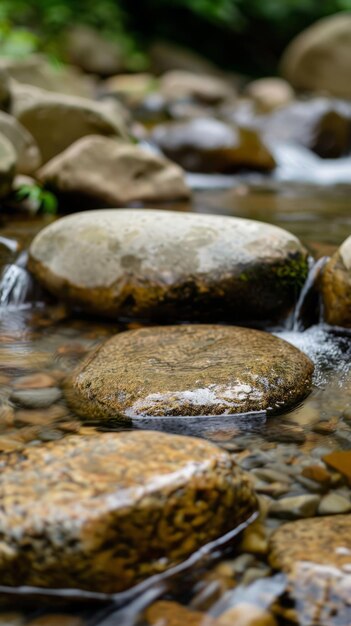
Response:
[15,184,58,214]
[0,0,349,74]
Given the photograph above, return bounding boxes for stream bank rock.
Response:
[151,118,275,173]
[38,135,190,206]
[12,85,128,163]
[0,430,256,593]
[281,13,351,100]
[28,209,308,321]
[0,111,41,174]
[269,515,351,625]
[65,325,313,419]
[0,133,16,197]
[321,235,351,327]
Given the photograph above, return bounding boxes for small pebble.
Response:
[0,436,23,452]
[252,468,291,484]
[312,421,336,435]
[301,464,332,485]
[218,602,277,626]
[39,429,64,442]
[268,494,320,519]
[10,388,62,409]
[13,373,56,389]
[318,492,351,515]
[342,406,351,421]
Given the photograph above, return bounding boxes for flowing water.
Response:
[0,150,351,625]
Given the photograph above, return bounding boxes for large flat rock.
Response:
[65,325,313,419]
[0,430,256,593]
[28,209,308,322]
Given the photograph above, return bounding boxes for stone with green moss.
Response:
[29,209,308,323]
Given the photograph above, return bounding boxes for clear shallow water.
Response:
[0,178,350,625]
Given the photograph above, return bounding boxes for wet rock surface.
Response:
[269,515,351,625]
[0,430,256,593]
[151,118,275,173]
[321,235,351,327]
[28,209,308,321]
[261,98,351,159]
[38,135,190,206]
[66,325,313,419]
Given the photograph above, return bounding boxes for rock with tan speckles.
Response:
[321,235,351,327]
[269,515,351,625]
[28,209,308,322]
[0,430,256,593]
[65,325,313,419]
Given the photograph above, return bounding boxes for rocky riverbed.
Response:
[0,14,351,626]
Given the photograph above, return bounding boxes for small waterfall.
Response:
[0,251,36,309]
[292,256,328,331]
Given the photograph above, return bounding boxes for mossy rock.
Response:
[28,209,308,323]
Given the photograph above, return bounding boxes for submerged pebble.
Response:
[10,387,62,408]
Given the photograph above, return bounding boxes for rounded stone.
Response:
[28,209,308,322]
[321,235,351,328]
[281,13,351,100]
[269,515,351,624]
[0,133,16,197]
[0,430,257,593]
[151,117,275,173]
[65,325,314,420]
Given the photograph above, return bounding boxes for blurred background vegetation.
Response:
[0,0,351,75]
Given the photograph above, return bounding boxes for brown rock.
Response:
[160,70,235,105]
[38,136,190,206]
[323,450,351,485]
[0,111,41,174]
[301,464,332,485]
[65,26,124,76]
[261,98,351,159]
[13,373,56,389]
[151,118,275,173]
[321,235,351,327]
[0,431,256,593]
[281,13,351,99]
[146,601,215,626]
[269,515,351,625]
[28,209,308,322]
[13,85,128,163]
[0,132,16,197]
[218,603,277,626]
[66,325,313,420]
[245,78,294,113]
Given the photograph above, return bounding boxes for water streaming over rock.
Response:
[0,251,37,309]
[292,256,327,331]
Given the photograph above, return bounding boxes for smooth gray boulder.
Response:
[28,209,308,321]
